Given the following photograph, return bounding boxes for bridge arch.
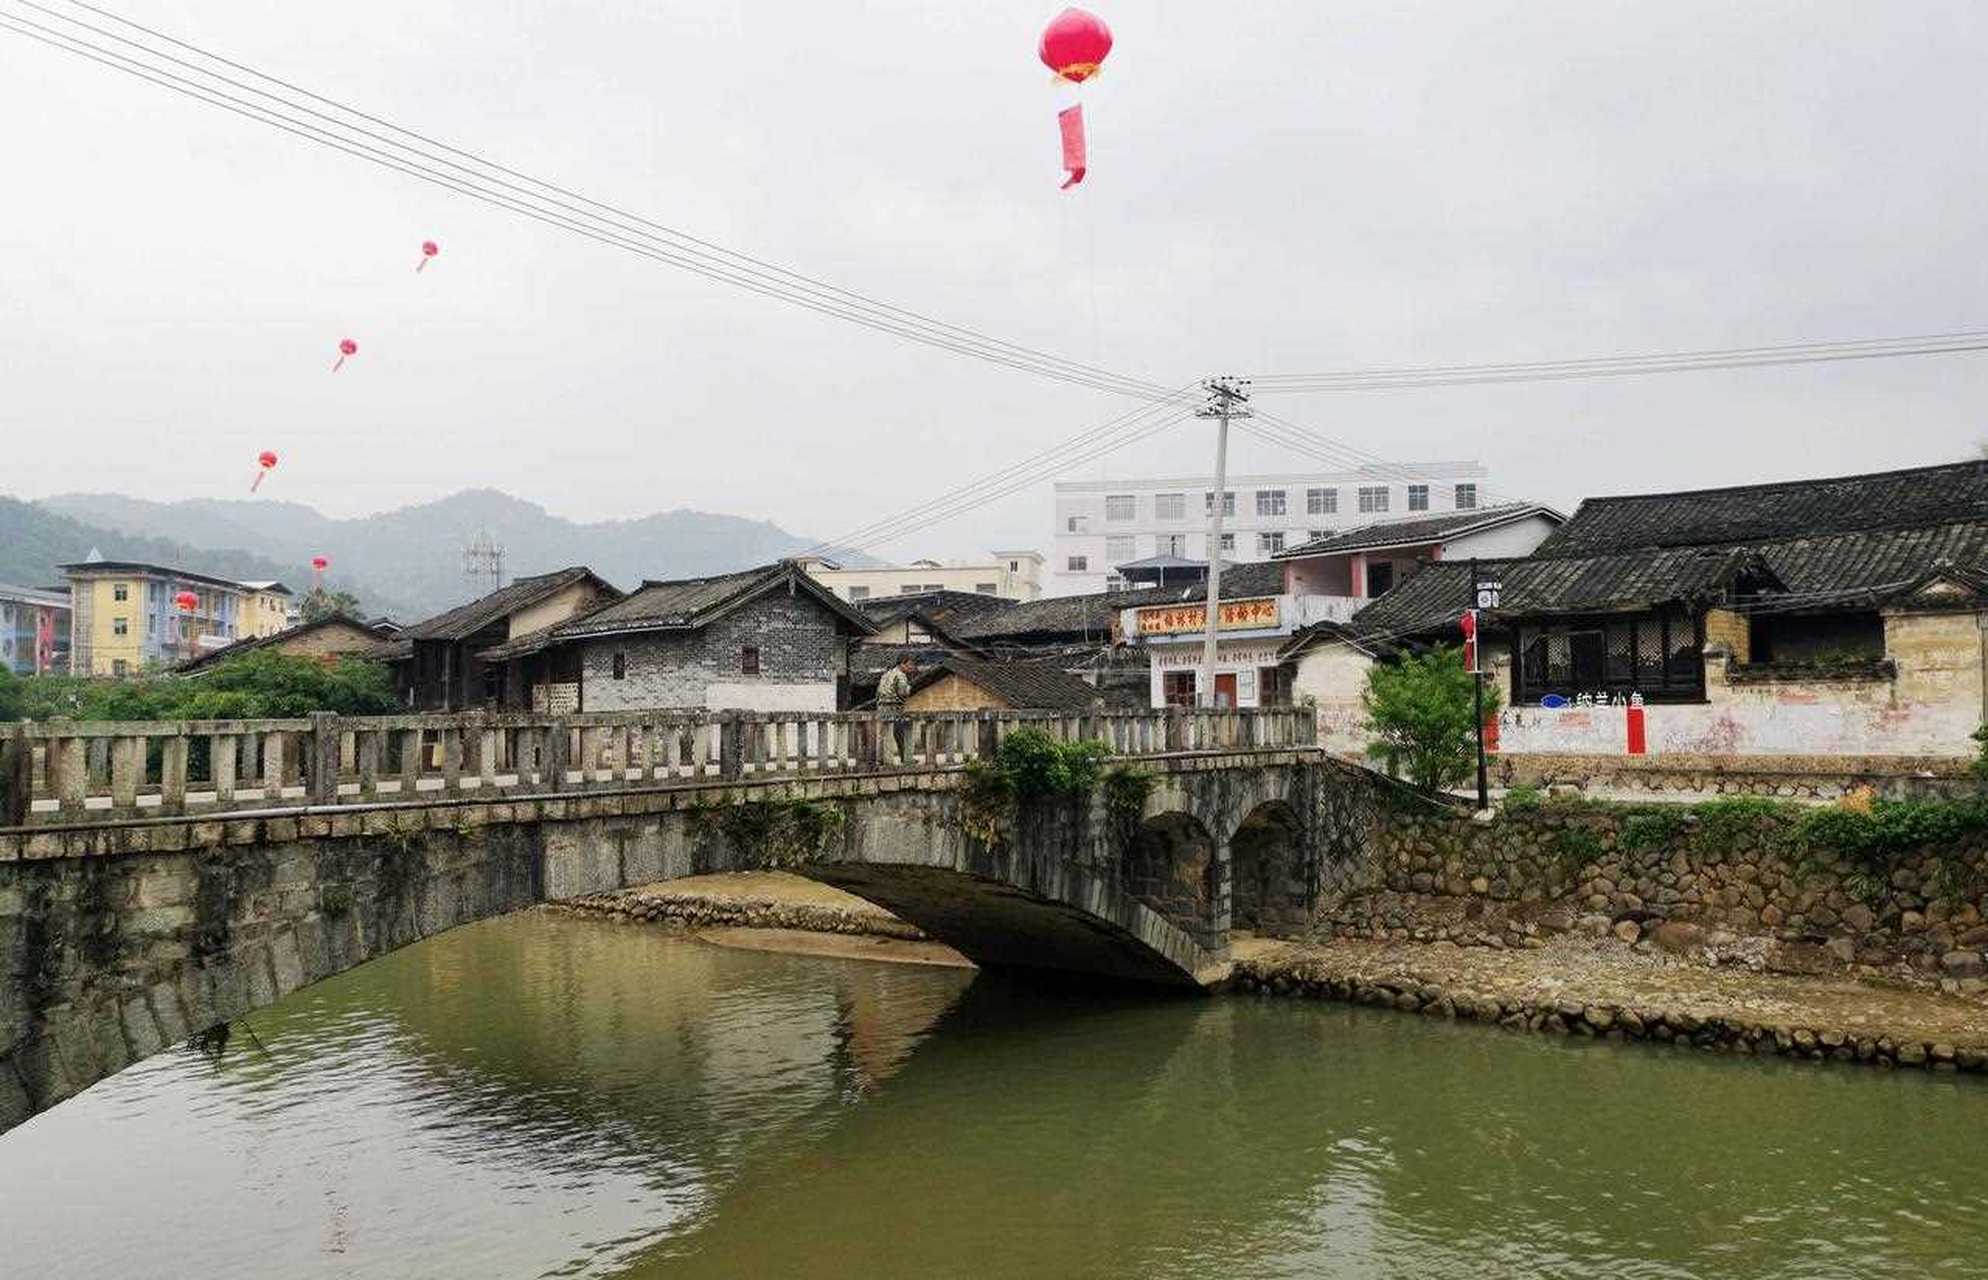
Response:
[1120,812,1222,950]
[1228,800,1307,934]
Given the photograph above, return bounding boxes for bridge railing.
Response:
[0,706,1316,825]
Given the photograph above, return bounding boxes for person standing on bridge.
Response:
[876,652,917,764]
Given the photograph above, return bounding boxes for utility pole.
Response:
[1196,376,1251,707]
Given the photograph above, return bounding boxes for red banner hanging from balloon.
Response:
[1058,104,1088,189]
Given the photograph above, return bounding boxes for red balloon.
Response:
[311,555,329,571]
[422,241,439,257]
[338,338,358,356]
[174,591,198,612]
[1040,8,1112,82]
[258,450,278,470]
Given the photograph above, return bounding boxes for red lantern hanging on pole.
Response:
[251,449,279,493]
[1038,8,1113,189]
[174,591,199,613]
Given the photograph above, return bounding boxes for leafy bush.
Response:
[993,728,1112,798]
[1502,783,1545,812]
[1362,644,1500,793]
[1552,826,1604,870]
[1619,808,1687,851]
[1795,797,1988,861]
[0,651,398,723]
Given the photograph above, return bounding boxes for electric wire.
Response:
[0,2,1177,401]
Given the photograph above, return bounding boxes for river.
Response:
[1,912,1982,1278]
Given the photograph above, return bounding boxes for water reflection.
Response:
[1,913,1983,1280]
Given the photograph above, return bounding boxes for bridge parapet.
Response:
[1,708,1316,829]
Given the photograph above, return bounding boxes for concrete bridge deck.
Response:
[0,708,1368,1136]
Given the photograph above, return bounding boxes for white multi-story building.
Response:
[1052,462,1491,595]
[799,551,1045,603]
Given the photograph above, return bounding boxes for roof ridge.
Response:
[1571,458,1988,508]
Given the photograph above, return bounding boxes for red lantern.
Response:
[1037,9,1113,189]
[251,449,279,493]
[417,240,439,272]
[332,338,358,372]
[174,591,199,613]
[1039,8,1112,82]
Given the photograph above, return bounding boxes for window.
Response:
[1258,532,1285,554]
[1455,483,1478,510]
[482,667,502,702]
[741,646,761,675]
[1009,560,1019,572]
[611,651,627,680]
[112,616,128,636]
[1218,533,1236,553]
[147,615,156,636]
[1307,487,1338,515]
[1204,491,1236,517]
[975,582,999,595]
[1155,492,1186,520]
[1105,494,1136,522]
[1067,556,1089,572]
[1408,484,1429,511]
[112,659,128,677]
[1309,530,1330,542]
[1515,609,1705,704]
[921,583,944,593]
[1358,486,1390,513]
[1066,516,1088,533]
[1105,536,1137,563]
[1366,562,1394,596]
[1162,671,1196,707]
[848,586,870,600]
[1157,534,1187,557]
[112,583,128,602]
[1255,489,1287,517]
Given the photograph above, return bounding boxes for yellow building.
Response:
[239,581,297,639]
[61,556,253,677]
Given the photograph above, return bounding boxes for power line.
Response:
[1251,330,1988,393]
[2,1,1177,401]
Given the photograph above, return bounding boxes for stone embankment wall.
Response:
[1226,955,1988,1075]
[1304,801,1988,989]
[1492,752,1978,803]
[555,889,927,940]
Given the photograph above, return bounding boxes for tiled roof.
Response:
[1536,460,1988,558]
[913,657,1101,711]
[175,614,383,673]
[1276,503,1562,558]
[403,567,615,641]
[957,561,1286,641]
[856,589,1016,631]
[543,561,876,641]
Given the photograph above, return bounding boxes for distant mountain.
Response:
[0,496,403,612]
[40,488,873,620]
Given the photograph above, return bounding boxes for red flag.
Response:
[1059,104,1087,188]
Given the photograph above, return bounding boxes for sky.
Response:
[3,0,1986,562]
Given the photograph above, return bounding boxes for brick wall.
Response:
[580,590,847,712]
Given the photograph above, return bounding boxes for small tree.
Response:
[1362,643,1500,792]
[300,586,364,624]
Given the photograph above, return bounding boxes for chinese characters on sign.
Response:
[1136,597,1281,636]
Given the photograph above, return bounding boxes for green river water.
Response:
[1,912,1982,1278]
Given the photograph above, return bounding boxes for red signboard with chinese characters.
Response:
[1136,597,1280,636]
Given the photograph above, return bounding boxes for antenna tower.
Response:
[463,528,506,599]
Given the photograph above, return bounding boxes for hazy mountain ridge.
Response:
[0,496,386,609]
[41,489,871,618]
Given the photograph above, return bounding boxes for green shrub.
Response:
[0,651,398,723]
[993,728,1111,798]
[1619,809,1687,851]
[1362,644,1500,793]
[1552,826,1604,870]
[1502,783,1544,812]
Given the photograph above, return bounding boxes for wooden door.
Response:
[1214,673,1238,708]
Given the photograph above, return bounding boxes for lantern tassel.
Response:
[1058,103,1087,189]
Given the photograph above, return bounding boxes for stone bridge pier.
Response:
[0,707,1372,1137]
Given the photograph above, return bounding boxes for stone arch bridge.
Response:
[0,706,1383,1135]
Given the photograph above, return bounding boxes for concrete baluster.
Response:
[441,726,464,794]
[1,726,32,826]
[210,734,237,805]
[262,729,286,802]
[160,734,188,815]
[479,721,499,790]
[307,714,339,804]
[357,730,381,799]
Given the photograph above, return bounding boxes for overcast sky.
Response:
[4,0,1985,561]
